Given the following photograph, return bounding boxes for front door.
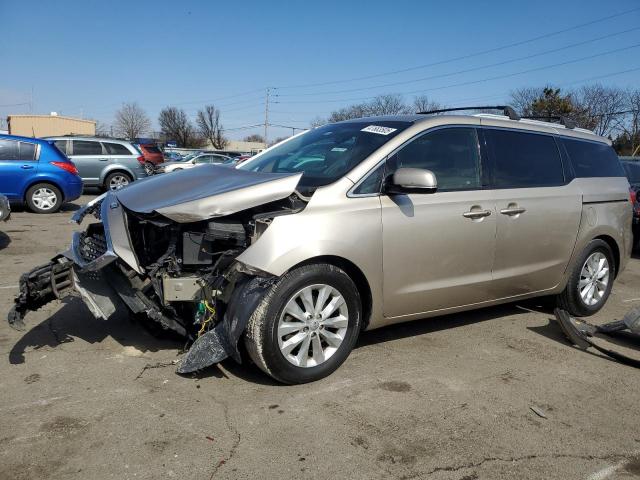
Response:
[484,128,581,296]
[0,139,39,199]
[381,126,497,318]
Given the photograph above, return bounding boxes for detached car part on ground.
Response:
[555,308,640,368]
[7,112,633,384]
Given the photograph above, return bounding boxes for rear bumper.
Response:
[62,179,83,202]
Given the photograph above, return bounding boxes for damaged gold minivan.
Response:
[9,107,632,384]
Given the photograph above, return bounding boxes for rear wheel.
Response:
[245,264,362,384]
[104,172,132,191]
[557,239,614,316]
[144,162,155,175]
[26,183,63,213]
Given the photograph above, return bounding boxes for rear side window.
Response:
[0,140,18,160]
[104,142,132,155]
[19,142,37,160]
[486,129,564,188]
[54,140,67,154]
[73,140,103,156]
[562,138,625,178]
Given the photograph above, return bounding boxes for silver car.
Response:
[46,136,148,190]
[11,108,632,384]
[155,153,235,173]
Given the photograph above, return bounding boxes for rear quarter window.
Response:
[104,143,133,155]
[562,138,625,178]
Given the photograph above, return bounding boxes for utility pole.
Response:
[264,87,270,146]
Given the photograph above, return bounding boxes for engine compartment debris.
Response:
[8,166,308,375]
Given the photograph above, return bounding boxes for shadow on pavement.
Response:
[8,297,181,365]
[357,303,528,348]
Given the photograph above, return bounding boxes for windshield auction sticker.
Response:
[361,125,397,135]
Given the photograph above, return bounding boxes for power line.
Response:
[275,43,640,105]
[273,7,640,90]
[275,27,640,98]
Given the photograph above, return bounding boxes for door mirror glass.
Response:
[387,167,437,194]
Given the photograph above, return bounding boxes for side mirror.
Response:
[386,168,437,194]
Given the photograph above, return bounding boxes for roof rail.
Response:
[417,105,521,121]
[521,115,576,129]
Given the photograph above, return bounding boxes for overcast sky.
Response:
[1,0,639,140]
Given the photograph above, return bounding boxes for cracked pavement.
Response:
[1,194,640,480]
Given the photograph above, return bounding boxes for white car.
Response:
[156,153,234,173]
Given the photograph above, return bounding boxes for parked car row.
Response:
[0,132,258,213]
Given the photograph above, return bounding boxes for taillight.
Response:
[630,188,637,205]
[50,161,78,175]
[137,155,145,164]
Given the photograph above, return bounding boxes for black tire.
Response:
[144,162,155,175]
[557,239,615,317]
[25,183,63,214]
[244,264,362,384]
[104,172,132,191]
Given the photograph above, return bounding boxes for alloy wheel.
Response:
[108,174,129,190]
[277,284,349,368]
[579,251,610,306]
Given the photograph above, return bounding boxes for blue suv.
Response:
[0,134,83,213]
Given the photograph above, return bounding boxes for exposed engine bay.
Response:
[8,165,308,373]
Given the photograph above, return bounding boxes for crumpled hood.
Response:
[115,164,302,223]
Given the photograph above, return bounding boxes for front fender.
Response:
[236,195,384,327]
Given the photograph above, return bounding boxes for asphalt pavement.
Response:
[1,194,639,480]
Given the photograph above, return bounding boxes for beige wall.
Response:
[202,139,266,153]
[8,115,96,137]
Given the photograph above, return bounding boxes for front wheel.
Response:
[557,239,615,316]
[26,183,63,213]
[245,264,362,384]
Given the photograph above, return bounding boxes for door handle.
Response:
[20,164,34,169]
[98,158,109,161]
[500,206,526,216]
[463,209,492,219]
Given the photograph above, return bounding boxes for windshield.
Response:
[238,121,411,190]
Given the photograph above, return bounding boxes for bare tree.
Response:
[368,94,409,115]
[269,136,290,147]
[94,120,111,137]
[309,116,326,128]
[243,134,265,143]
[573,84,626,137]
[510,87,545,116]
[412,95,443,113]
[196,105,227,149]
[159,107,201,148]
[113,102,150,140]
[615,89,640,155]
